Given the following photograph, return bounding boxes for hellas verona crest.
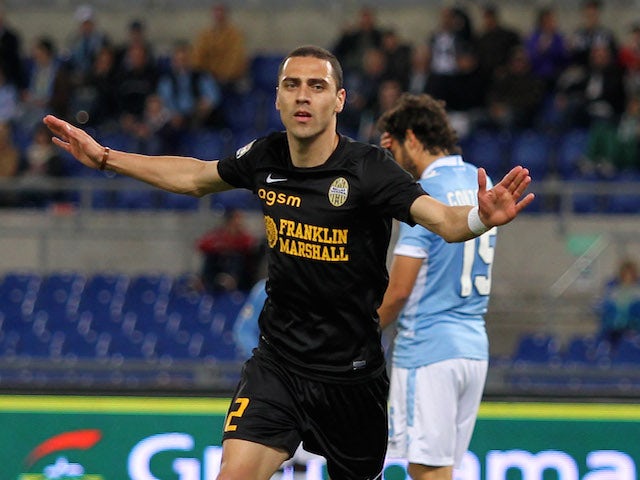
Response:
[328,177,349,207]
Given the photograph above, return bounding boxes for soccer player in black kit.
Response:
[44,45,534,480]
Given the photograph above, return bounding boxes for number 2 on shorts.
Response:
[224,397,250,432]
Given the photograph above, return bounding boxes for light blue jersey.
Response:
[233,278,267,359]
[392,155,495,368]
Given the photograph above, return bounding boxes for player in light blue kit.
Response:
[376,93,495,480]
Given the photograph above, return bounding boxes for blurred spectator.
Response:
[332,6,384,79]
[18,37,73,131]
[427,43,488,139]
[524,7,569,94]
[0,66,18,123]
[380,29,412,90]
[157,40,224,131]
[618,23,640,96]
[568,0,617,69]
[123,94,174,156]
[70,45,119,129]
[191,3,248,92]
[475,3,521,83]
[407,43,431,94]
[339,46,387,137]
[0,122,20,206]
[359,78,402,143]
[66,4,109,84]
[597,258,640,348]
[0,7,24,88]
[196,208,264,292]
[18,123,66,207]
[554,43,626,129]
[427,6,473,77]
[115,42,159,122]
[485,46,546,131]
[115,19,154,71]
[581,95,640,178]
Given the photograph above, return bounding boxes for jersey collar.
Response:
[421,155,463,180]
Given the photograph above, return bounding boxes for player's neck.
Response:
[419,149,449,174]
[288,130,339,168]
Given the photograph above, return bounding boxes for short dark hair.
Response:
[278,45,343,91]
[376,93,460,155]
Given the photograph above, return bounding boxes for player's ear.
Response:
[275,86,281,111]
[335,88,346,113]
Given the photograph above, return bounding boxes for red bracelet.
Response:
[98,146,110,171]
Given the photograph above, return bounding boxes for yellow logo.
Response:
[328,177,349,207]
[265,216,278,248]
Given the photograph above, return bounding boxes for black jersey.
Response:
[217,132,426,380]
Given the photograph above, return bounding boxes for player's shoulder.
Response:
[233,131,287,160]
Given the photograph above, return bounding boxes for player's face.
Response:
[276,56,346,141]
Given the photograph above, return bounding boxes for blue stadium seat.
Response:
[0,272,41,321]
[250,54,284,93]
[606,172,640,214]
[555,129,589,179]
[611,337,640,365]
[181,129,230,160]
[562,334,611,367]
[32,272,86,326]
[76,273,129,323]
[512,332,561,365]
[462,130,509,181]
[508,130,553,180]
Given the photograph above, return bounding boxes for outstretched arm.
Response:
[43,115,232,197]
[410,166,534,242]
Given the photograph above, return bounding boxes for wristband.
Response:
[467,206,490,235]
[98,146,110,171]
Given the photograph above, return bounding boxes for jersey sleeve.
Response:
[216,137,263,191]
[362,147,426,225]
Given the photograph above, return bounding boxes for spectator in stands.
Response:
[597,258,640,347]
[485,46,546,131]
[338,46,387,137]
[191,2,248,92]
[380,29,412,91]
[0,66,18,123]
[115,42,158,122]
[18,123,66,206]
[580,94,640,178]
[157,40,224,131]
[115,19,154,72]
[426,42,488,139]
[18,37,73,131]
[475,3,521,84]
[196,208,263,292]
[407,43,431,94]
[426,6,472,79]
[66,5,109,84]
[618,22,640,96]
[0,7,24,89]
[0,121,20,206]
[554,42,627,129]
[70,45,119,129]
[124,94,174,156]
[524,7,569,95]
[568,0,618,69]
[332,6,384,80]
[359,78,403,143]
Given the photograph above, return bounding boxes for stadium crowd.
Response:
[0,0,640,206]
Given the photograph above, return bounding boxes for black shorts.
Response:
[222,349,390,480]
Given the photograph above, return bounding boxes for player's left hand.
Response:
[478,166,534,227]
